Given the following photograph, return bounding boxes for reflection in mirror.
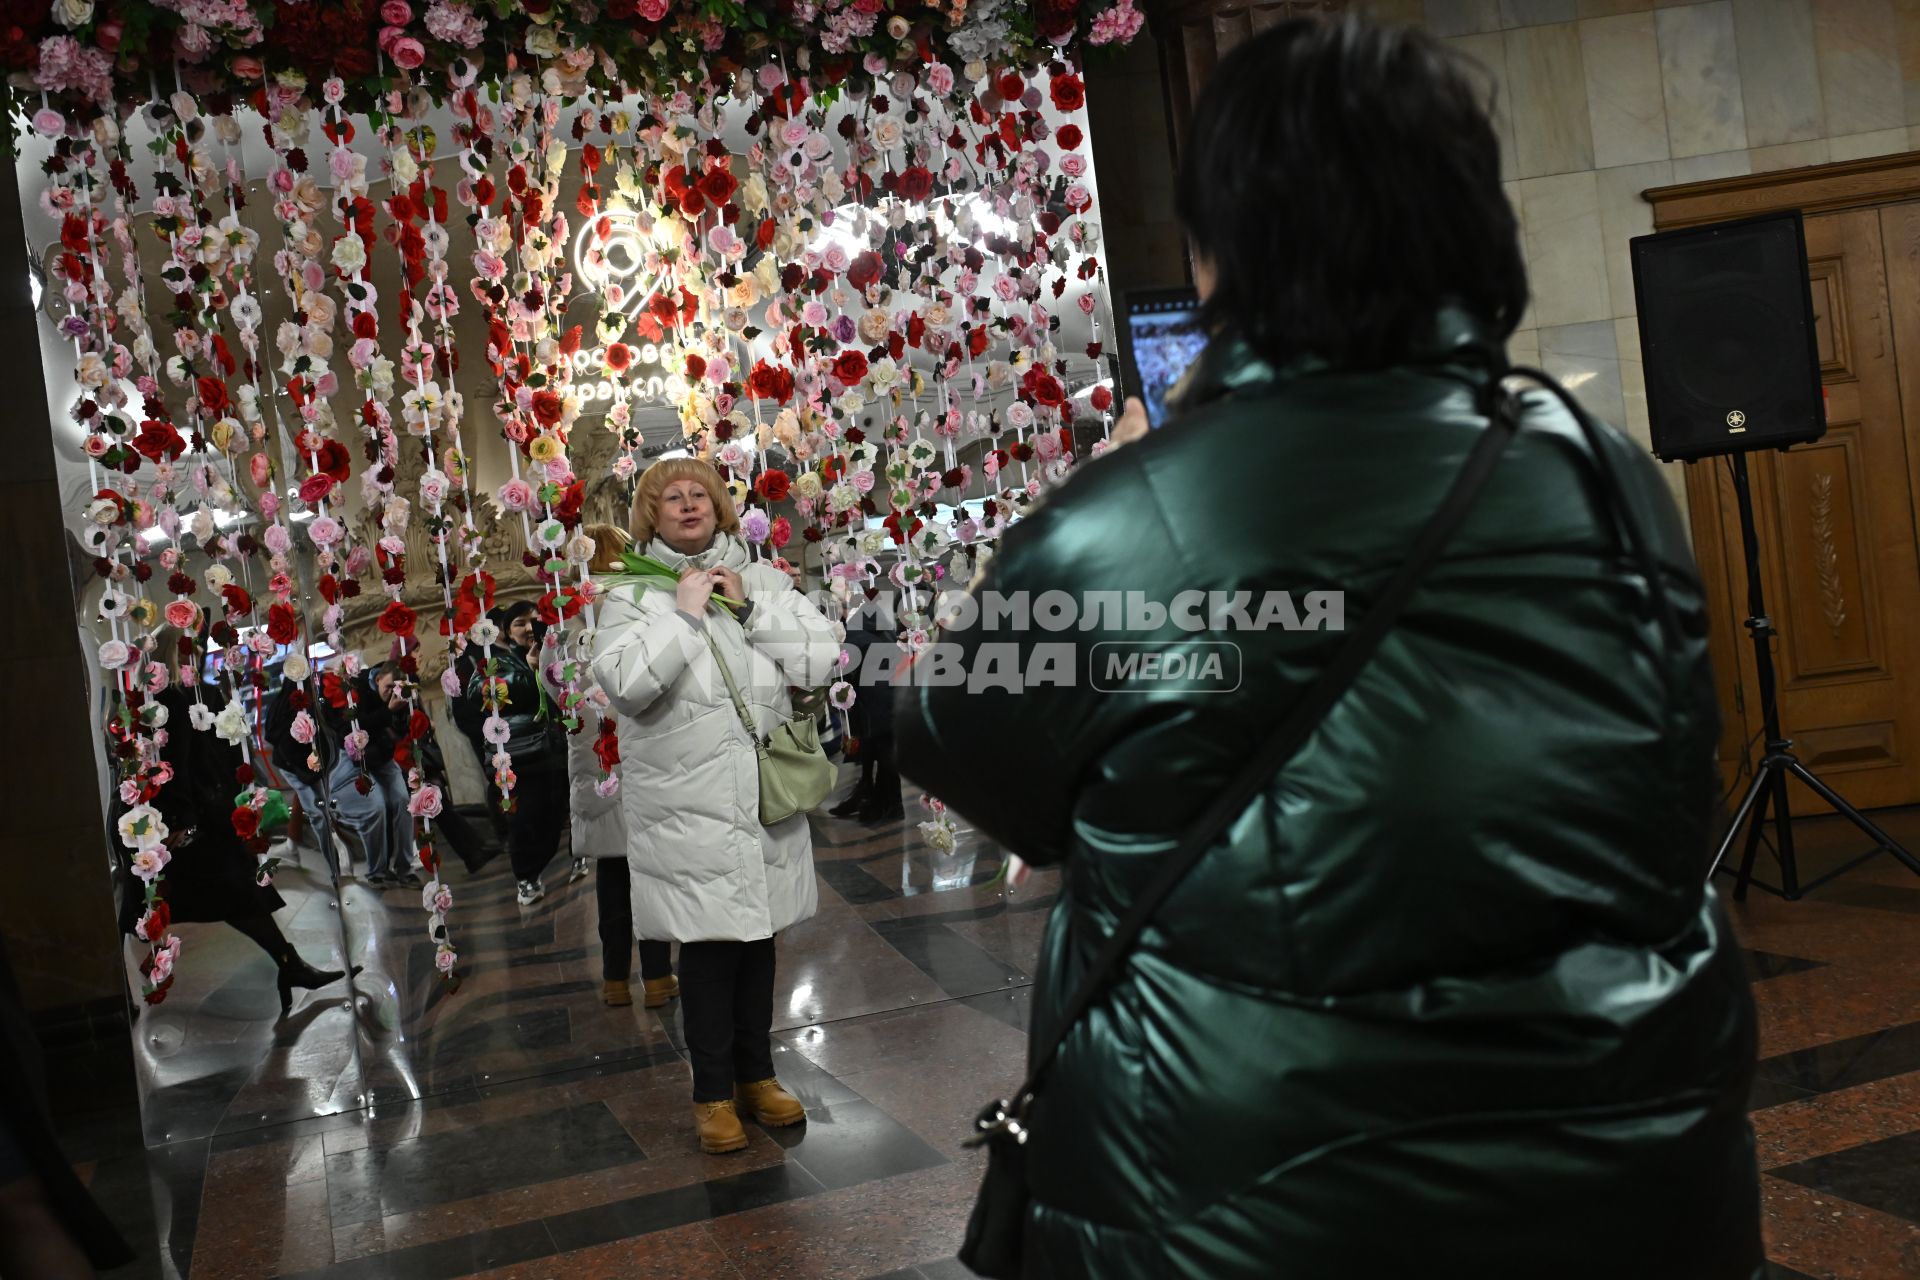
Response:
[97,614,366,1148]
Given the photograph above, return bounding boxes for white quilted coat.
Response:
[590,533,841,943]
[566,688,626,860]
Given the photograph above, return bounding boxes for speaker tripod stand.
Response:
[1706,452,1920,899]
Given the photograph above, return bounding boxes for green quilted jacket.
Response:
[896,315,1763,1279]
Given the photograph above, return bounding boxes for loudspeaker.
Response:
[1629,211,1825,462]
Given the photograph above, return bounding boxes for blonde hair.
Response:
[629,457,740,546]
[583,522,631,574]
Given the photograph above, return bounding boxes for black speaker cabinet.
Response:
[1628,210,1825,463]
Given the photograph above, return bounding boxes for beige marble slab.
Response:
[1815,0,1904,136]
[1426,0,1505,36]
[1596,159,1673,317]
[1672,148,1754,182]
[1519,170,1613,327]
[1732,0,1826,145]
[1445,32,1521,178]
[1749,138,1834,170]
[1657,3,1751,157]
[1507,22,1597,176]
[1828,127,1913,160]
[1583,13,1672,167]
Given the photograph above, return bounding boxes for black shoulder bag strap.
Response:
[967,386,1522,1153]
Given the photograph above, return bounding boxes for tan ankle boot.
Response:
[736,1077,806,1127]
[694,1100,748,1153]
[601,980,632,1007]
[642,975,679,1008]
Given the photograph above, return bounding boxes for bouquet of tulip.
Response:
[602,549,746,615]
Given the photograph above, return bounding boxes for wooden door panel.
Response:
[1685,207,1920,810]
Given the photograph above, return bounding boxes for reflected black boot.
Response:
[857,757,905,824]
[829,758,875,818]
[276,951,349,1016]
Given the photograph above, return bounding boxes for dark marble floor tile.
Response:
[325,1100,644,1224]
[1743,949,1825,982]
[910,1260,974,1280]
[816,857,904,906]
[1770,1129,1920,1223]
[760,1096,948,1192]
[542,1162,824,1252]
[706,1160,979,1279]
[954,987,1032,1036]
[1759,1172,1920,1279]
[467,1222,743,1280]
[867,918,1027,1000]
[279,1219,559,1280]
[1762,1264,1819,1280]
[1750,1075,1819,1111]
[1754,1019,1920,1097]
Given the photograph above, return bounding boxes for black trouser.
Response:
[505,769,567,884]
[595,859,672,982]
[677,938,776,1102]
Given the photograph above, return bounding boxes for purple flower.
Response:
[830,314,857,344]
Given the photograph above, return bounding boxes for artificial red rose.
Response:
[298,473,335,504]
[1023,366,1066,408]
[132,420,186,462]
[1049,73,1086,113]
[996,73,1025,102]
[894,165,934,203]
[560,325,583,356]
[846,251,884,292]
[555,480,586,527]
[830,350,869,385]
[592,717,620,771]
[220,584,253,617]
[531,389,564,427]
[1090,385,1113,413]
[603,342,632,372]
[756,470,791,502]
[314,439,351,483]
[755,217,776,249]
[1055,123,1084,151]
[377,600,418,637]
[698,165,739,206]
[231,806,260,840]
[685,353,707,380]
[266,602,300,645]
[746,361,794,403]
[193,376,227,416]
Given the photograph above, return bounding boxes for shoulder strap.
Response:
[705,627,766,751]
[1007,401,1521,1110]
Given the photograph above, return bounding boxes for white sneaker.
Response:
[516,878,545,906]
[567,856,591,884]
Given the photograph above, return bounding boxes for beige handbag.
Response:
[706,629,834,826]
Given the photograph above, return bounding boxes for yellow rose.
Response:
[129,598,158,628]
[528,434,562,463]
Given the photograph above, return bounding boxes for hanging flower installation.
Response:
[28,0,1141,998]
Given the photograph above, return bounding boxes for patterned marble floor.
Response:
[40,782,1920,1278]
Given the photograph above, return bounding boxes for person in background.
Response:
[115,630,350,1016]
[896,18,1761,1279]
[470,600,570,906]
[310,659,423,889]
[591,459,839,1154]
[830,583,904,823]
[572,522,678,1010]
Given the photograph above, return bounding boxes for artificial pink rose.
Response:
[230,54,264,81]
[163,600,200,630]
[638,0,669,18]
[381,0,413,23]
[390,37,426,69]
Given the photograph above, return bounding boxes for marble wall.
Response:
[1362,0,1920,522]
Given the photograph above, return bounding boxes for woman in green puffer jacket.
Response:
[896,17,1762,1280]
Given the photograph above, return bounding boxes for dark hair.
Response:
[1175,17,1528,370]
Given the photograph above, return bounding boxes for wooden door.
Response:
[1685,206,1920,810]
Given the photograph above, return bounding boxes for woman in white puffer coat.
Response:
[569,524,679,1012]
[590,459,840,1155]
